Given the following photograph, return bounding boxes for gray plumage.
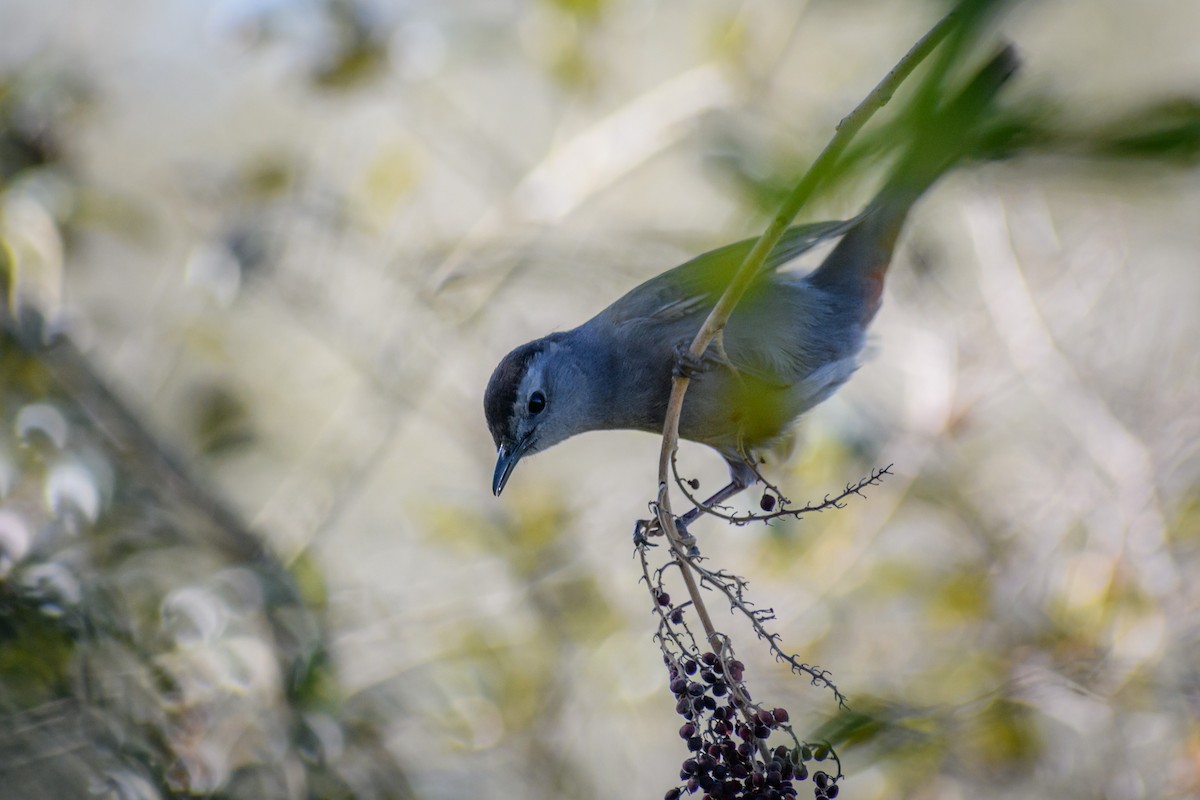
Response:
[484,210,897,499]
[484,48,1016,506]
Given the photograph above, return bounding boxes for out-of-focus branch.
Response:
[425,65,734,305]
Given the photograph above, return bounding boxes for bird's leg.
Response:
[711,330,749,389]
[677,457,758,528]
[710,330,734,372]
[638,458,756,556]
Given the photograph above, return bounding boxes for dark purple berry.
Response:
[688,683,705,697]
[772,708,789,724]
[665,789,682,800]
[795,765,807,781]
[702,652,719,666]
[687,736,704,752]
[712,682,728,697]
[680,722,697,739]
[760,493,776,512]
[754,724,771,740]
[757,709,775,726]
[683,660,698,675]
[683,759,698,775]
[671,609,685,624]
[814,772,828,790]
[656,591,671,606]
[676,698,692,716]
[825,785,838,798]
[671,678,688,695]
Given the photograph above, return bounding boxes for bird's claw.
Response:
[672,342,708,379]
[633,518,658,548]
[634,515,699,557]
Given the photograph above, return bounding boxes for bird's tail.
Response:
[807,45,1018,315]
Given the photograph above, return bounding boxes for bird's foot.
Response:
[633,518,659,548]
[672,341,708,379]
[633,515,699,557]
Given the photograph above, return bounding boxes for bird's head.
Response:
[484,334,594,496]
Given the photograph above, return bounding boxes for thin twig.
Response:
[685,555,849,707]
[672,459,894,526]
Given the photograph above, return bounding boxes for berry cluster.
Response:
[661,652,840,800]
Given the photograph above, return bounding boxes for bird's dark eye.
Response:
[528,391,546,415]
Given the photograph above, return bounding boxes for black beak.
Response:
[492,436,531,496]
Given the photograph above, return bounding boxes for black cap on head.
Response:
[484,339,545,448]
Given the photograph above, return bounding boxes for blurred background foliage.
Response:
[1,0,1199,798]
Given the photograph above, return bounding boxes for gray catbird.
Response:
[485,48,1016,519]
